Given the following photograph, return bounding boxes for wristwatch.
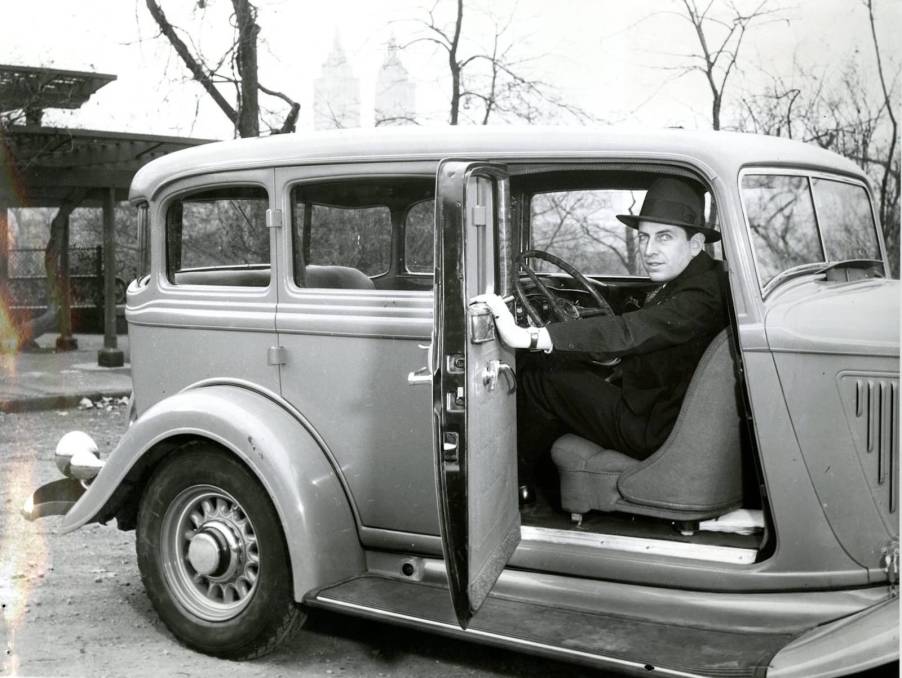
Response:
[528,327,539,350]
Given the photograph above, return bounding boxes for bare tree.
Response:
[865,0,898,253]
[399,0,591,125]
[145,0,299,137]
[737,3,900,274]
[670,0,780,130]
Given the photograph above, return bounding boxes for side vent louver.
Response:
[851,377,899,514]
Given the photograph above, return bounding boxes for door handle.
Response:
[482,360,516,393]
[407,366,432,386]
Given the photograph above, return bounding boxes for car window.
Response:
[811,178,881,262]
[530,189,646,276]
[740,174,823,288]
[404,199,434,273]
[741,173,883,290]
[290,178,434,290]
[165,185,270,286]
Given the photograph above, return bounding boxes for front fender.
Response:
[60,383,365,599]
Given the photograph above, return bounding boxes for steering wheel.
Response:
[514,249,615,325]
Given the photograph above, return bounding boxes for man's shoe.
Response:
[518,484,536,507]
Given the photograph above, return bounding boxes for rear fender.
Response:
[60,383,364,599]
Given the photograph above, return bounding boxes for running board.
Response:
[309,575,794,678]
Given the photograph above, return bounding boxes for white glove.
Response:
[470,294,553,351]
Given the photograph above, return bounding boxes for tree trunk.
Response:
[448,0,464,125]
[233,0,261,137]
[15,189,86,349]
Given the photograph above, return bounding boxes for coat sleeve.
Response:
[546,274,725,356]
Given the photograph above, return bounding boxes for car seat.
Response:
[550,329,743,529]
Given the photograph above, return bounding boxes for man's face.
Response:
[637,221,704,282]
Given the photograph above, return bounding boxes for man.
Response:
[477,177,728,504]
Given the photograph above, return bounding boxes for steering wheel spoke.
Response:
[514,250,615,325]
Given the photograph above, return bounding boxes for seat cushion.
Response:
[551,434,637,513]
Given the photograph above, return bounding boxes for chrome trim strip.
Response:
[520,526,757,564]
[314,595,707,678]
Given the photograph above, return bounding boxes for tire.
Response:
[136,444,305,659]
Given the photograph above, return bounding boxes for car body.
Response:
[25,126,899,676]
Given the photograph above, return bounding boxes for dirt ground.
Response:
[0,407,599,678]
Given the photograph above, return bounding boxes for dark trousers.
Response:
[516,352,649,487]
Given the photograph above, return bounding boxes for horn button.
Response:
[187,520,241,579]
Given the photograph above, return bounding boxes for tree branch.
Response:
[145,0,238,124]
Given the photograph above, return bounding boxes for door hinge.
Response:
[471,205,487,227]
[266,208,283,229]
[267,346,287,366]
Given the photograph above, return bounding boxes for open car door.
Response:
[433,161,520,628]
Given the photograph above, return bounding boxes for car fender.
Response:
[766,594,898,677]
[60,382,365,599]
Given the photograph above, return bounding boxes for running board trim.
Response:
[520,525,757,564]
[312,594,708,678]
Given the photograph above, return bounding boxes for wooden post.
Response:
[0,202,8,285]
[54,210,78,350]
[98,187,123,367]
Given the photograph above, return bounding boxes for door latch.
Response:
[407,366,432,386]
[482,360,516,393]
[443,431,460,467]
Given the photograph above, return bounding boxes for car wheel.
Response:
[136,444,305,659]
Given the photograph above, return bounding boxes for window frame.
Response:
[510,163,719,282]
[284,173,436,293]
[737,167,886,299]
[161,180,273,289]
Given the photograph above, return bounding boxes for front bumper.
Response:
[22,477,88,521]
[21,430,105,522]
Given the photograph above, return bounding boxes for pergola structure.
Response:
[0,64,213,365]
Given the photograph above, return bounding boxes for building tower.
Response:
[313,34,361,130]
[374,38,416,126]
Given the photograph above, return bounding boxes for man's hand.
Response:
[470,293,553,351]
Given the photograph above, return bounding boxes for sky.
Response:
[0,0,898,140]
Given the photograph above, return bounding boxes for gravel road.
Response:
[0,406,597,678]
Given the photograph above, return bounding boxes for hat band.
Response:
[641,198,700,226]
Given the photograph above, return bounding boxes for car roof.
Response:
[130,125,867,202]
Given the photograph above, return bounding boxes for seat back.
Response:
[617,329,743,514]
[304,264,375,290]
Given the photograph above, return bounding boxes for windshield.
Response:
[741,173,883,290]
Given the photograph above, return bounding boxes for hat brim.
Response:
[616,214,722,244]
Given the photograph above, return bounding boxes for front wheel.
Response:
[136,445,304,659]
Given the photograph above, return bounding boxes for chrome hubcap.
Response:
[160,486,260,622]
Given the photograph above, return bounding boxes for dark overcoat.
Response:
[544,251,728,455]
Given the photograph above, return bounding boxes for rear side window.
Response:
[166,185,270,286]
[404,199,434,273]
[290,178,434,290]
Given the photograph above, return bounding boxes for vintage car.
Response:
[24,127,898,677]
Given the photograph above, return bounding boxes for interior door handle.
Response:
[407,366,432,386]
[482,360,516,393]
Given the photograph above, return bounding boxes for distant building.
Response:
[313,34,360,130]
[374,38,416,126]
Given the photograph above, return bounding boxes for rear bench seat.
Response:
[172,265,374,290]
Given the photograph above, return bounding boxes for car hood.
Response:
[765,278,900,357]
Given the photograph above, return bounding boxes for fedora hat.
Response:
[617,177,721,243]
